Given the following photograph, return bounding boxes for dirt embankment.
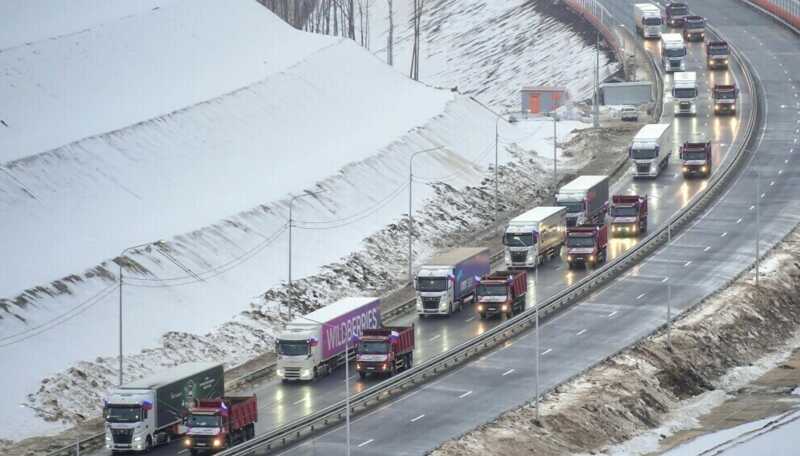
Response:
[432,224,800,456]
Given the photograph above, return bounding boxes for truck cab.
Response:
[566,224,608,269]
[183,397,257,455]
[630,123,672,178]
[355,326,414,378]
[706,41,730,69]
[680,141,712,177]
[661,33,687,73]
[713,84,738,115]
[475,271,527,319]
[665,2,689,28]
[275,327,317,381]
[104,389,157,453]
[672,72,697,116]
[609,195,648,236]
[682,15,705,41]
[415,248,489,316]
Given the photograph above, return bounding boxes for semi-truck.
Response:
[566,224,609,269]
[276,297,381,381]
[706,41,730,69]
[183,396,257,455]
[415,247,490,316]
[672,72,697,116]
[661,33,687,72]
[355,326,414,378]
[665,1,689,27]
[682,15,705,41]
[556,176,610,228]
[104,363,224,453]
[475,270,527,320]
[634,3,663,39]
[629,123,673,178]
[713,84,738,115]
[680,141,712,177]
[609,195,648,236]
[503,206,567,268]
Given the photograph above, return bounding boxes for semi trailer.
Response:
[415,247,491,316]
[634,3,663,39]
[556,176,610,228]
[503,206,567,268]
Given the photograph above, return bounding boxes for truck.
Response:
[672,71,698,116]
[682,15,706,41]
[355,326,415,379]
[679,141,712,178]
[475,270,527,320]
[629,123,673,178]
[503,206,567,268]
[713,84,739,115]
[183,396,258,455]
[634,3,663,39]
[609,195,648,236]
[276,297,381,381]
[556,176,610,228]
[661,33,687,73]
[665,1,689,28]
[104,363,224,453]
[415,247,491,317]
[706,40,730,69]
[566,224,609,269]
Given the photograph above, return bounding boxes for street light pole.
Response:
[408,147,441,283]
[552,114,558,198]
[535,256,540,420]
[495,118,500,222]
[288,191,326,318]
[756,173,760,287]
[117,242,152,386]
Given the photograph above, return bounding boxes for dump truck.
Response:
[680,141,712,178]
[609,195,648,236]
[665,1,689,27]
[183,396,258,455]
[276,297,381,381]
[672,72,697,116]
[415,247,491,316]
[629,123,673,178]
[556,176,610,228]
[566,224,609,269]
[503,206,567,268]
[355,326,415,379]
[634,3,663,39]
[682,15,705,41]
[706,41,730,69]
[104,363,224,453]
[475,270,527,320]
[661,33,687,72]
[713,84,738,115]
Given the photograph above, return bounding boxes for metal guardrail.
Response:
[216,28,760,455]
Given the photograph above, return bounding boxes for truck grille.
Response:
[283,367,302,379]
[566,217,577,228]
[191,435,214,448]
[111,428,133,444]
[510,251,528,263]
[422,297,440,310]
[636,163,651,174]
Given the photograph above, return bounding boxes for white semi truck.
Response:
[503,206,567,268]
[672,71,698,116]
[276,297,381,381]
[634,3,663,39]
[556,175,610,228]
[661,33,687,73]
[415,247,491,316]
[629,123,673,178]
[104,363,224,453]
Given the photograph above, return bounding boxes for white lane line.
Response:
[608,311,618,318]
[554,266,561,271]
[684,260,692,267]
[576,329,587,336]
[410,414,425,423]
[761,193,766,199]
[770,181,775,186]
[464,316,475,323]
[177,451,188,455]
[429,334,441,342]
[721,232,728,237]
[293,397,307,405]
[786,159,790,164]
[502,369,515,377]
[459,390,473,399]
[662,276,669,282]
[636,293,646,300]
[358,439,375,448]
[750,205,755,210]
[542,348,552,355]
[736,218,743,224]
[704,246,711,252]
[779,169,783,175]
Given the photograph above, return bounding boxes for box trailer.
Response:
[415,247,491,316]
[556,176,610,227]
[184,396,258,454]
[629,123,673,178]
[634,3,663,39]
[503,206,567,268]
[276,297,381,381]
[104,363,224,453]
[356,326,415,378]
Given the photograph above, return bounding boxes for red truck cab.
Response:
[356,326,414,379]
[713,84,738,115]
[184,396,257,455]
[610,195,648,237]
[475,270,527,319]
[706,41,730,69]
[566,224,608,269]
[680,141,712,177]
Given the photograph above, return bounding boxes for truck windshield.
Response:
[631,147,657,160]
[477,284,508,297]
[359,341,389,354]
[503,232,535,247]
[558,201,585,214]
[187,414,220,428]
[668,5,688,16]
[643,17,662,26]
[683,150,707,161]
[715,91,736,100]
[567,236,596,248]
[708,46,728,56]
[104,405,142,423]
[664,47,686,58]
[685,19,704,28]
[277,340,309,356]
[416,277,448,292]
[673,88,697,99]
[611,206,638,217]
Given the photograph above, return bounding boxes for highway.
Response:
[89,2,766,455]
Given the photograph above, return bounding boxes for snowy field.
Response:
[0,0,604,443]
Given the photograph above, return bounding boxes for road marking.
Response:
[358,439,374,448]
[459,390,473,399]
[502,369,515,376]
[786,159,790,164]
[636,293,646,300]
[576,329,587,336]
[750,205,755,210]
[770,181,775,186]
[721,232,728,237]
[736,218,742,224]
[542,348,552,355]
[410,414,425,423]
[761,193,766,199]
[608,311,618,318]
[429,334,441,342]
[779,169,783,175]
[293,397,307,405]
[662,276,669,282]
[684,261,692,267]
[704,246,711,252]
[554,266,561,271]
[464,316,475,323]
[177,451,188,455]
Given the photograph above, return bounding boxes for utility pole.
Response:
[593,32,600,129]
[117,242,152,386]
[756,173,760,286]
[553,114,558,196]
[408,147,440,283]
[288,191,326,318]
[667,223,672,350]
[494,117,500,221]
[535,259,540,420]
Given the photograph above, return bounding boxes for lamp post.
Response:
[288,191,326,318]
[755,171,760,287]
[408,147,442,284]
[117,242,153,386]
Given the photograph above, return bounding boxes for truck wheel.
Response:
[358,371,367,380]
[190,450,198,456]
[145,436,152,452]
[479,312,486,320]
[406,352,413,370]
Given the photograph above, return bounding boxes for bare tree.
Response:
[410,0,423,81]
[386,0,394,66]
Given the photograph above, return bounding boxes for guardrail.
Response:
[216,25,760,455]
[748,0,800,29]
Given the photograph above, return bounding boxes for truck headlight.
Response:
[276,368,285,377]
[477,304,484,312]
[184,438,192,447]
[501,305,509,312]
[416,297,422,310]
[683,166,689,172]
[213,438,222,447]
[731,104,736,110]
[567,255,572,261]
[701,166,707,172]
[439,296,448,310]
[300,368,311,378]
[134,435,143,442]
[504,251,511,263]
[589,255,595,262]
[356,362,362,370]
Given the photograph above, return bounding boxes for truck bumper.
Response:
[708,59,729,69]
[714,104,736,115]
[476,303,512,318]
[356,362,391,375]
[675,103,696,116]
[668,18,685,27]
[682,165,710,177]
[566,255,596,269]
[684,31,704,41]
[611,223,639,237]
